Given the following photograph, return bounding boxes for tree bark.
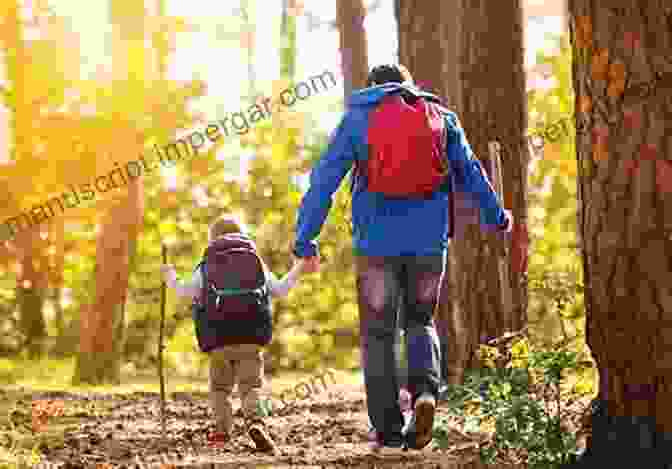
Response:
[565,2,672,463]
[336,0,369,98]
[395,0,466,386]
[453,0,528,371]
[15,227,49,358]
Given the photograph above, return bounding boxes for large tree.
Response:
[394,0,465,386]
[336,0,369,98]
[452,0,529,372]
[564,2,672,464]
[73,0,148,384]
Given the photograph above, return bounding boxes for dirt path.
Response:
[4,380,499,469]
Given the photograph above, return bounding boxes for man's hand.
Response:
[160,264,175,275]
[500,209,513,233]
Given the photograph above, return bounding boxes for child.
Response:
[161,215,316,453]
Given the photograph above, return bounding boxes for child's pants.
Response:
[209,343,264,434]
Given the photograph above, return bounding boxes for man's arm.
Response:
[293,111,356,258]
[442,112,509,229]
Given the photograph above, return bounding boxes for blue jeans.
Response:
[356,253,444,440]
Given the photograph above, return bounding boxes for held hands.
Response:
[295,256,320,274]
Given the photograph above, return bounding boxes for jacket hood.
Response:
[347,82,443,108]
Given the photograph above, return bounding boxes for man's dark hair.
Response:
[366,64,413,87]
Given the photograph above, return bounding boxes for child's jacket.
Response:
[293,82,508,258]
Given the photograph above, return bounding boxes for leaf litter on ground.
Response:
[0,382,513,469]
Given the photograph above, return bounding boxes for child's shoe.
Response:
[369,432,405,453]
[247,419,278,454]
[207,431,231,446]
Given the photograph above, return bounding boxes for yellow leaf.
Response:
[510,338,530,358]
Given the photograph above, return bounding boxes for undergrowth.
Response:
[435,331,595,468]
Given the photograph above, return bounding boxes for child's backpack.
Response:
[192,233,272,352]
[363,93,449,197]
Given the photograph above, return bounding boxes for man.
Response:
[292,64,512,450]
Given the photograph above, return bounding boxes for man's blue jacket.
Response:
[293,82,508,258]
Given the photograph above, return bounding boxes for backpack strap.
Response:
[437,110,457,239]
[194,260,206,305]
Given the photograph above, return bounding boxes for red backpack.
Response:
[363,94,448,197]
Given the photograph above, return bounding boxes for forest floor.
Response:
[0,369,509,469]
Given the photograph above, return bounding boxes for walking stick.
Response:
[488,141,514,327]
[158,243,168,442]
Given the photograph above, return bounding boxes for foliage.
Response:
[526,32,585,351]
[438,334,595,468]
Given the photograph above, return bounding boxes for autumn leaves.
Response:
[573,14,672,192]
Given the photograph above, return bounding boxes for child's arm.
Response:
[161,264,202,299]
[264,259,311,298]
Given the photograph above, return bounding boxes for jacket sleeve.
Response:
[163,266,202,299]
[293,111,357,258]
[443,112,507,228]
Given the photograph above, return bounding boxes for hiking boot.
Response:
[247,422,278,454]
[404,393,436,450]
[207,431,231,446]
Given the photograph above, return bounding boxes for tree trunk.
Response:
[74,180,143,385]
[395,1,470,386]
[15,227,49,358]
[74,0,147,385]
[336,0,369,98]
[565,2,672,463]
[453,0,528,371]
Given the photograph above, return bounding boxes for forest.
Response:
[0,0,670,468]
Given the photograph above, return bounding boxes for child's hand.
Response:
[160,264,175,276]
